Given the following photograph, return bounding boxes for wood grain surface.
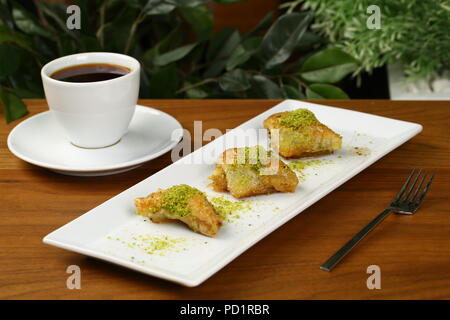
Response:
[0,99,449,299]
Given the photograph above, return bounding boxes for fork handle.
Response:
[320,208,392,272]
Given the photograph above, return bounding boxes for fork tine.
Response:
[394,169,416,202]
[411,172,427,202]
[415,173,435,207]
[403,169,422,201]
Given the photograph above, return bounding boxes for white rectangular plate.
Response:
[43,100,422,286]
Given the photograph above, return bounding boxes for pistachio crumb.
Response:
[160,184,203,218]
[288,159,333,173]
[108,233,186,256]
[208,196,253,223]
[280,109,319,129]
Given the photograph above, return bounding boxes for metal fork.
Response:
[320,169,435,272]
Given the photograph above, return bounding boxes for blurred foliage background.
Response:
[294,0,450,81]
[0,0,360,123]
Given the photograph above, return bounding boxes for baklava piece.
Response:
[263,108,342,158]
[135,184,222,237]
[209,146,299,198]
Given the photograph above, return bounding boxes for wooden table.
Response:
[1,99,449,300]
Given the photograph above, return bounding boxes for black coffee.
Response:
[51,63,130,83]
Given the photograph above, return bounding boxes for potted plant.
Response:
[0,0,359,123]
[287,0,450,99]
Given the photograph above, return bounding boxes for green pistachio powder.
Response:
[288,159,333,172]
[161,185,256,223]
[208,196,253,223]
[279,109,319,129]
[107,234,186,257]
[159,184,203,218]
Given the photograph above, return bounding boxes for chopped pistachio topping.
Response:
[288,159,333,172]
[209,196,252,223]
[161,184,203,218]
[234,146,273,172]
[108,233,186,256]
[131,234,184,255]
[280,109,319,129]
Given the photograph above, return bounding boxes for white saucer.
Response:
[7,105,183,176]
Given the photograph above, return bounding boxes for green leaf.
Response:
[248,75,283,98]
[282,85,305,99]
[226,37,262,71]
[171,0,209,7]
[0,43,23,77]
[204,29,240,77]
[39,2,80,43]
[219,69,250,92]
[103,5,140,53]
[0,24,31,47]
[206,28,240,61]
[131,0,192,15]
[12,87,40,99]
[296,31,322,51]
[179,6,213,40]
[184,42,206,67]
[261,12,311,69]
[39,2,70,31]
[142,1,175,15]
[182,76,212,98]
[246,12,273,38]
[143,24,181,68]
[0,0,15,30]
[12,2,52,38]
[306,84,349,99]
[300,48,359,83]
[0,87,28,123]
[186,87,208,99]
[154,43,197,66]
[185,83,209,99]
[148,65,178,98]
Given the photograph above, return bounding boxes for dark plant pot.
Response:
[341,65,390,99]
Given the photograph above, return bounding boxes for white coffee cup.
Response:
[41,52,140,148]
